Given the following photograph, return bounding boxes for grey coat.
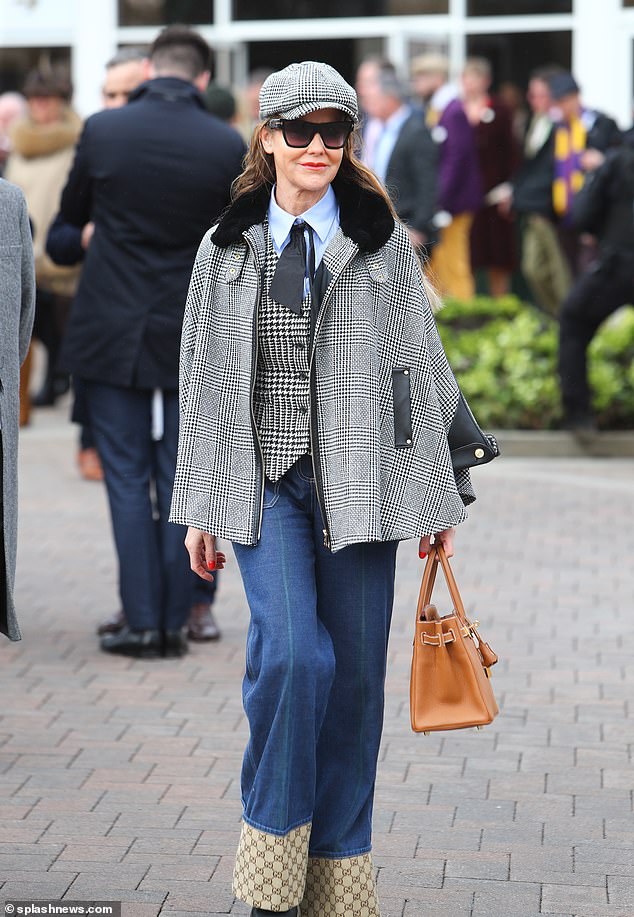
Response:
[170,179,474,553]
[0,179,36,640]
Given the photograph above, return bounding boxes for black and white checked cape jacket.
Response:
[170,178,475,552]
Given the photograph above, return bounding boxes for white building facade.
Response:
[0,0,633,126]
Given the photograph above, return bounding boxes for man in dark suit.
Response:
[559,138,634,431]
[60,25,245,658]
[506,67,573,317]
[357,60,437,258]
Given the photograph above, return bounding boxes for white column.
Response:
[72,0,118,118]
[573,0,629,128]
[212,0,234,87]
[448,0,467,81]
[386,31,407,79]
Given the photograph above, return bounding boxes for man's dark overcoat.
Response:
[60,77,246,390]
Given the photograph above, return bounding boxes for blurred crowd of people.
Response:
[353,52,634,433]
[2,28,633,652]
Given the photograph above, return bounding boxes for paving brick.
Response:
[66,885,168,906]
[0,872,77,898]
[373,832,419,859]
[445,876,541,911]
[542,882,609,911]
[401,887,473,916]
[387,799,454,828]
[119,906,162,917]
[375,860,444,890]
[445,851,510,880]
[142,879,233,912]
[453,799,516,825]
[6,414,634,912]
[608,875,634,905]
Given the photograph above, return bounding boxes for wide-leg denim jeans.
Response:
[232,455,398,914]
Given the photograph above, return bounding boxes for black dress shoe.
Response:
[250,909,298,916]
[100,626,162,658]
[163,629,189,658]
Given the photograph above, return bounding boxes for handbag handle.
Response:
[416,543,469,627]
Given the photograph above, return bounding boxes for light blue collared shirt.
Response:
[268,184,340,292]
[373,104,412,184]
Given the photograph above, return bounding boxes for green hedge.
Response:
[435,296,634,430]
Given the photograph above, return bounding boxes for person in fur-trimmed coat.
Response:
[171,62,476,917]
[4,70,81,413]
[0,179,35,641]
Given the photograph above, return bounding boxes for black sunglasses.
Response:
[268,118,353,149]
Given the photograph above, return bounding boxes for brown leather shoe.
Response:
[78,447,105,482]
[96,609,127,636]
[187,603,221,641]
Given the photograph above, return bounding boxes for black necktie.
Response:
[270,221,313,315]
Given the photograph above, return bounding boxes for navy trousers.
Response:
[85,382,193,632]
[559,254,634,423]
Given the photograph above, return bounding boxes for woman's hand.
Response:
[419,526,456,559]
[184,527,226,581]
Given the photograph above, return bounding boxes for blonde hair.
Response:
[463,57,492,81]
[410,52,449,79]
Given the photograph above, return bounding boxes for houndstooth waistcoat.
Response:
[253,223,311,482]
[170,178,475,553]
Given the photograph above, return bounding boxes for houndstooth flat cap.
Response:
[259,61,359,123]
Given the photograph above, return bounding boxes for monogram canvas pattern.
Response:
[232,819,310,910]
[300,853,379,916]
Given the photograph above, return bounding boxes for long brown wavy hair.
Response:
[232,120,397,220]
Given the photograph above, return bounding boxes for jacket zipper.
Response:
[308,246,358,551]
[244,236,265,542]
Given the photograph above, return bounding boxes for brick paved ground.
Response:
[1,403,633,917]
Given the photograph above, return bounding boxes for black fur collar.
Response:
[212,174,395,253]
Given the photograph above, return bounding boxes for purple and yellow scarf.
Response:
[553,115,586,222]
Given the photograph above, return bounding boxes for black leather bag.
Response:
[448,392,500,471]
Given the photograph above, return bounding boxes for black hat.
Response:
[549,72,580,101]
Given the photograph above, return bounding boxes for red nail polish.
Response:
[207,560,216,570]
[419,551,427,559]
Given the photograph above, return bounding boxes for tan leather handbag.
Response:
[410,543,499,733]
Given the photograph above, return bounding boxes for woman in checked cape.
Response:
[171,60,475,916]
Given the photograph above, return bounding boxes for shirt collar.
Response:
[268,184,339,250]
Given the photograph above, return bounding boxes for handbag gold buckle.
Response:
[421,628,456,647]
